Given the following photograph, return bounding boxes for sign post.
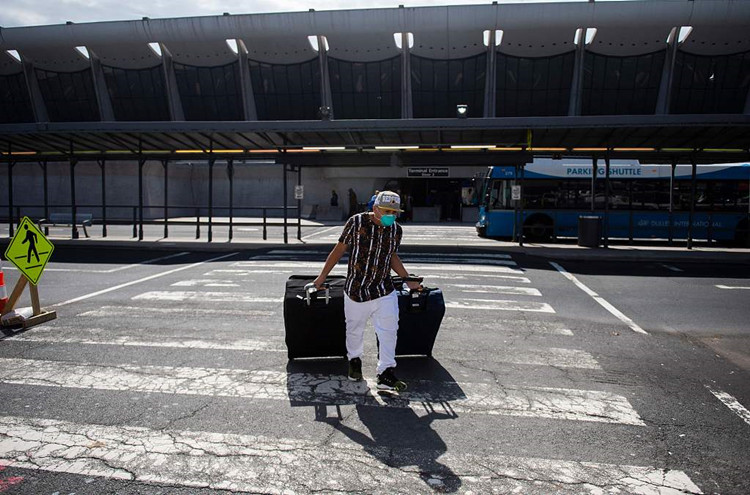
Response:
[1,217,57,328]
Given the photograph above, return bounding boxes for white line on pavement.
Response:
[445,300,555,313]
[132,291,279,303]
[715,285,750,290]
[51,253,239,307]
[77,305,275,318]
[550,262,648,335]
[448,285,542,296]
[171,279,240,287]
[300,225,340,241]
[706,385,750,427]
[1,252,190,274]
[0,415,699,494]
[0,358,643,425]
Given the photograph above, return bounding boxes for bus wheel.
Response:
[524,215,553,242]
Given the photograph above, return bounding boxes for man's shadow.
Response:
[286,358,464,492]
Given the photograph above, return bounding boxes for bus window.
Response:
[487,180,512,210]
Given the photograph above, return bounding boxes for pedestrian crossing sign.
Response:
[4,217,55,285]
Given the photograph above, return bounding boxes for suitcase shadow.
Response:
[285,358,465,492]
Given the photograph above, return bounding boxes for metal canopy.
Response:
[1,115,749,164]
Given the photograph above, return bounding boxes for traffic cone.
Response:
[0,264,7,314]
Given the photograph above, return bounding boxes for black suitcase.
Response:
[392,278,446,357]
[283,275,347,360]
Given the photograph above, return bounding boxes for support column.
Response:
[7,159,15,237]
[687,155,697,249]
[70,158,79,239]
[656,28,680,115]
[41,160,49,236]
[228,159,234,241]
[22,61,48,122]
[236,40,258,120]
[283,163,288,244]
[208,158,214,243]
[97,159,107,237]
[568,34,586,116]
[590,157,598,212]
[160,44,185,121]
[669,158,677,244]
[89,51,115,120]
[484,30,498,118]
[604,155,610,248]
[138,158,145,241]
[318,36,334,119]
[297,165,302,241]
[162,159,169,238]
[519,164,525,247]
[400,32,413,119]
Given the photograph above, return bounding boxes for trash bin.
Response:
[578,216,602,247]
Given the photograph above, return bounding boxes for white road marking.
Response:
[300,225,340,241]
[0,358,643,425]
[400,257,517,266]
[0,415,699,494]
[77,305,274,318]
[423,273,531,283]
[266,250,513,260]
[51,253,239,307]
[1,252,190,274]
[7,329,285,352]
[446,300,556,313]
[448,285,542,296]
[706,385,750,427]
[171,279,240,287]
[491,347,599,369]
[204,269,296,275]
[658,263,683,272]
[132,291,279,303]
[550,262,648,335]
[715,285,750,290]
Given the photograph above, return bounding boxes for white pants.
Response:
[344,291,399,374]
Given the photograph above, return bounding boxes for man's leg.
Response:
[372,291,399,375]
[344,294,371,361]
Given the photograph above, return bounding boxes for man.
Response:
[313,190,419,392]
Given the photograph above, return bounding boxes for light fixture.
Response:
[302,146,346,151]
[5,49,21,63]
[74,46,90,60]
[456,104,468,119]
[307,35,329,52]
[226,39,239,55]
[483,30,503,47]
[319,105,332,120]
[574,27,597,46]
[393,32,414,50]
[148,42,163,57]
[375,145,419,150]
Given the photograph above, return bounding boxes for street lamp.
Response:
[456,104,468,119]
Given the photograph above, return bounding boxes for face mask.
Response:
[380,214,397,227]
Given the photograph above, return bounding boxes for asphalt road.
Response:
[0,243,748,494]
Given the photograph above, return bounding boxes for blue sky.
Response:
[1,0,599,28]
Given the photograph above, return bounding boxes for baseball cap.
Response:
[373,190,403,212]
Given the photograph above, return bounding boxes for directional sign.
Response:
[4,217,54,285]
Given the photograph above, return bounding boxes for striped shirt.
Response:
[338,212,402,302]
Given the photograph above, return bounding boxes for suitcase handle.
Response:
[303,282,330,306]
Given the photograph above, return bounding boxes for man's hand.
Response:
[405,280,422,291]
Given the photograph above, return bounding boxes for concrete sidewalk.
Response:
[1,221,749,264]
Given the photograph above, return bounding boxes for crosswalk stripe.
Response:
[447,285,542,296]
[0,415,699,494]
[446,300,555,313]
[421,273,531,283]
[442,317,574,336]
[0,358,642,425]
[77,306,275,318]
[6,329,285,352]
[231,261,524,274]
[264,251,513,260]
[171,279,240,287]
[132,292,279,303]
[4,330,591,368]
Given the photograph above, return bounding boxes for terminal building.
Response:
[1,0,748,240]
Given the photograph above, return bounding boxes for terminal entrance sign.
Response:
[4,217,55,285]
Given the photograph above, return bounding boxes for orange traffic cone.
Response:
[0,263,7,314]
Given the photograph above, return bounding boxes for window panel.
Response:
[0,72,34,123]
[102,65,170,121]
[36,68,100,122]
[496,52,574,117]
[329,56,401,119]
[671,50,750,114]
[174,62,242,121]
[412,53,486,118]
[250,58,320,120]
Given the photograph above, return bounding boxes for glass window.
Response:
[0,72,34,123]
[102,65,170,121]
[582,51,665,115]
[174,62,243,121]
[36,68,100,122]
[249,58,320,120]
[329,56,401,119]
[412,53,486,118]
[671,50,750,114]
[496,52,574,116]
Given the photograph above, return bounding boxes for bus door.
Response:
[477,167,517,237]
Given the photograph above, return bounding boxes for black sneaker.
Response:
[348,357,363,381]
[376,367,407,392]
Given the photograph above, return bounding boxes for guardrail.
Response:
[3,204,303,243]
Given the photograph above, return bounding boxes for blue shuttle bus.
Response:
[476,160,750,245]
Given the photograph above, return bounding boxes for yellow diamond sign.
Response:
[4,217,55,285]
